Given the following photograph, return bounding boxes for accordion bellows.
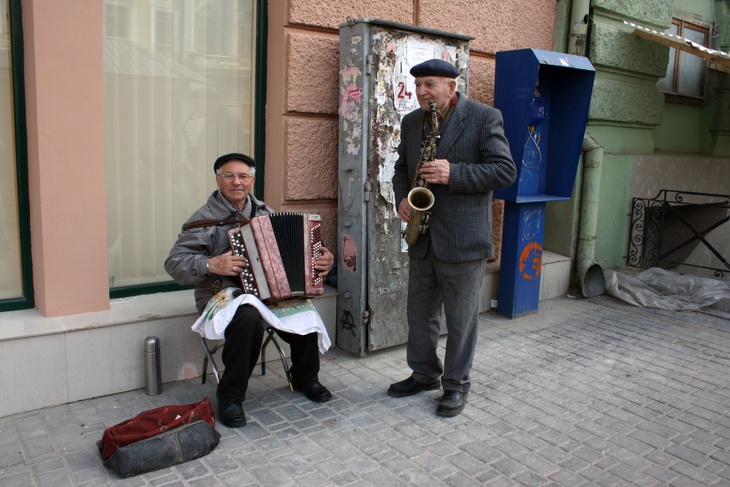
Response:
[228,213,324,302]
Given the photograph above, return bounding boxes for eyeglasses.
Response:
[219,172,254,182]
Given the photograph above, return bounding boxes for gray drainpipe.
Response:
[569,0,590,56]
[568,0,605,297]
[577,132,606,297]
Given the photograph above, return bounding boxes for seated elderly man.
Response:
[165,152,334,428]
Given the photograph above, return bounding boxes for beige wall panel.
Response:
[467,57,497,106]
[491,199,505,261]
[23,0,108,316]
[289,0,413,29]
[286,33,340,114]
[265,2,289,209]
[632,155,730,199]
[285,117,339,201]
[0,334,67,417]
[418,0,556,54]
[269,0,557,257]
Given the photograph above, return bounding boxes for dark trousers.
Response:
[218,304,320,403]
[406,244,485,393]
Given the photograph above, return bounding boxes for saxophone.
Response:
[402,100,439,246]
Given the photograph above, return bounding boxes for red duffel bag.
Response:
[98,397,220,477]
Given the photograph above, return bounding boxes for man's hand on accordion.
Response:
[208,250,248,276]
[315,246,335,278]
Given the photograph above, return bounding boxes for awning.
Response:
[104,37,209,84]
[624,20,730,74]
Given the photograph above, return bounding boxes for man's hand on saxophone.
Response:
[419,158,450,185]
[397,198,411,222]
[398,158,449,223]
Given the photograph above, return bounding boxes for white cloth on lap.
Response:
[191,287,330,354]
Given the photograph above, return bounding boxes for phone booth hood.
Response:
[493,49,595,203]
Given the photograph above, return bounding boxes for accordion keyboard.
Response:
[310,221,323,288]
[228,228,260,298]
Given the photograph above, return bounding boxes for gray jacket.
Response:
[393,93,516,262]
[164,191,274,313]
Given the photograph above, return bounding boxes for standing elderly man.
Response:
[389,59,516,416]
[165,153,334,428]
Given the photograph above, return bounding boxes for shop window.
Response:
[0,0,33,311]
[104,2,131,39]
[657,18,710,105]
[103,0,259,293]
[153,8,174,59]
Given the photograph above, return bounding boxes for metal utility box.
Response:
[337,18,472,355]
[493,49,595,318]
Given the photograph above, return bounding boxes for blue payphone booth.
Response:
[494,49,595,318]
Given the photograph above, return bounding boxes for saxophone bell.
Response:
[407,186,435,213]
[403,187,435,245]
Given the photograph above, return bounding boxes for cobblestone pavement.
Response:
[2,295,730,486]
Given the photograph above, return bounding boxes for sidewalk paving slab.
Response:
[1,295,730,486]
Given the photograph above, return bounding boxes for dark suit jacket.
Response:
[393,93,516,263]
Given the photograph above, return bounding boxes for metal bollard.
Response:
[144,336,162,395]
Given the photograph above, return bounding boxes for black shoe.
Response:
[387,376,440,398]
[293,380,333,403]
[217,393,247,428]
[436,390,468,417]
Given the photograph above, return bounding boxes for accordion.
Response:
[228,213,325,303]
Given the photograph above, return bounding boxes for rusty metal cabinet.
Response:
[337,18,472,354]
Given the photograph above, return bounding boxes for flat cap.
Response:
[409,59,460,78]
[213,152,256,173]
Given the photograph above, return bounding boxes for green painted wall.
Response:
[546,0,729,285]
[546,0,671,278]
[652,0,730,155]
[654,104,706,153]
[670,0,712,17]
[594,154,636,269]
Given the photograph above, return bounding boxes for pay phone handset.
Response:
[522,85,544,169]
[528,87,545,127]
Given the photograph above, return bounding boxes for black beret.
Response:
[213,152,256,173]
[410,59,460,78]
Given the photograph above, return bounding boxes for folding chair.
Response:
[200,327,293,390]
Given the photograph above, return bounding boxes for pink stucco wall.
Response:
[23,0,108,316]
[266,0,558,256]
[19,0,557,317]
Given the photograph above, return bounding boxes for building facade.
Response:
[0,0,558,417]
[5,0,726,418]
[547,0,730,287]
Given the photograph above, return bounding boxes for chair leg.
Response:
[261,328,293,391]
[200,336,224,384]
[202,355,208,384]
[261,331,269,376]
